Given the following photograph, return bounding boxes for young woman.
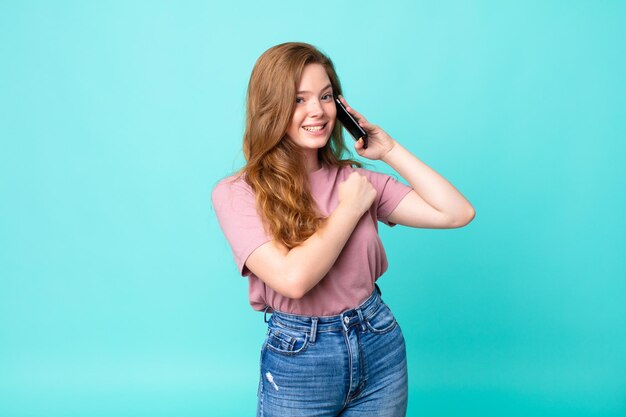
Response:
[212,42,475,417]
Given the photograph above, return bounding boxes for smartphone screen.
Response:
[334,96,368,149]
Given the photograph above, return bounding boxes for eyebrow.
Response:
[297,83,332,94]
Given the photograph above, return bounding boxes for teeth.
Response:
[303,125,324,132]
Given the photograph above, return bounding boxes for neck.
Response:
[302,150,321,173]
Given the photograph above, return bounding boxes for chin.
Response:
[309,137,331,149]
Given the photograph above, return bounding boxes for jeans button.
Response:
[343,316,350,324]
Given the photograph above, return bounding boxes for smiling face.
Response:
[285,63,337,156]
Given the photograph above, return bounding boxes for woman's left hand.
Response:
[338,95,396,160]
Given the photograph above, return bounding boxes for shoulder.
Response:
[211,173,254,206]
[349,166,411,198]
[349,165,394,184]
[212,173,252,196]
[332,164,371,178]
[329,164,391,184]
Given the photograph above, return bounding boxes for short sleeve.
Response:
[358,168,413,226]
[211,176,272,276]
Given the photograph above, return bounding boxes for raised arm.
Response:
[382,140,475,228]
[245,172,376,299]
[340,96,475,229]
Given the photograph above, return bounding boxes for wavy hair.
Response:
[240,42,361,249]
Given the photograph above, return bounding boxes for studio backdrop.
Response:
[1,1,625,416]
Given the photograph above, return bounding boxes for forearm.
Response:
[382,140,474,219]
[284,204,362,297]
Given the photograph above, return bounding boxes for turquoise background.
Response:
[1,1,624,416]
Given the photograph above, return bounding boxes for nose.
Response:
[306,98,324,117]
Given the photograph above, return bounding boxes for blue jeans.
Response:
[257,286,408,416]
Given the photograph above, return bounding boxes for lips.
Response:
[302,122,327,133]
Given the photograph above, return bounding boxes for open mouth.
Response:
[302,123,327,134]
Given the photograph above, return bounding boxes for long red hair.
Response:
[238,42,361,249]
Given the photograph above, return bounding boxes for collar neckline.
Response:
[308,162,326,176]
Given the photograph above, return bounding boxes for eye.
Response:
[322,93,332,100]
[296,97,304,104]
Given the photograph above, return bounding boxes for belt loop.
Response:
[310,317,319,343]
[356,308,366,331]
[263,306,272,323]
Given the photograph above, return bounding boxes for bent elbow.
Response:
[287,287,306,300]
[466,207,476,224]
[454,207,476,228]
[445,206,475,228]
[281,272,310,300]
[283,284,307,300]
[274,262,323,300]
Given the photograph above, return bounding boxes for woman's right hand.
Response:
[338,172,377,216]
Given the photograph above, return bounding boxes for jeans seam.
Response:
[257,342,266,417]
[342,329,353,409]
[357,328,369,393]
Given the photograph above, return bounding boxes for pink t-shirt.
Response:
[211,163,413,316]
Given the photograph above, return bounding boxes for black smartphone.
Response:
[334,95,368,149]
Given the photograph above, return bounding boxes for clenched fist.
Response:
[338,172,377,216]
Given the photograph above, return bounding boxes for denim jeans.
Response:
[257,286,408,416]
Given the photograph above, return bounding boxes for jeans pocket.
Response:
[365,302,398,334]
[265,325,310,356]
